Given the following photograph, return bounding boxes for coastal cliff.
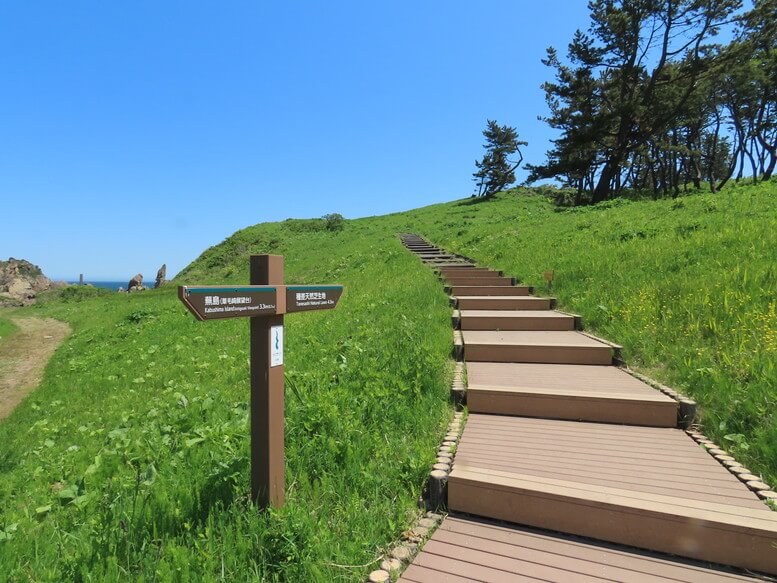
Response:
[0,258,65,305]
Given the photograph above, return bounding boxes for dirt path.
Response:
[0,316,71,420]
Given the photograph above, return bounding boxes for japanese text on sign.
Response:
[296,292,326,301]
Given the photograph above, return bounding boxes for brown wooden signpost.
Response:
[178,255,343,508]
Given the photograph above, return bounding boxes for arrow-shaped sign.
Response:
[177,258,343,509]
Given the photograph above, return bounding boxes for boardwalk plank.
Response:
[462,330,613,364]
[460,310,575,330]
[449,464,777,574]
[399,516,765,582]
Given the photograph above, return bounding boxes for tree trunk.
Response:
[756,134,776,180]
[593,158,619,203]
[691,156,702,189]
[764,152,776,180]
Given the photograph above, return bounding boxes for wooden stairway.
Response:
[456,310,575,330]
[398,234,777,581]
[400,517,766,583]
[466,362,678,426]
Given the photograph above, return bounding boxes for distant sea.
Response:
[67,281,126,291]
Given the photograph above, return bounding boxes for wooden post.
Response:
[428,469,448,510]
[250,255,285,508]
[179,257,341,508]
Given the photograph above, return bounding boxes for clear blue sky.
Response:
[0,1,591,280]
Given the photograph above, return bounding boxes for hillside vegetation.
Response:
[391,180,777,485]
[0,180,774,581]
[0,224,452,581]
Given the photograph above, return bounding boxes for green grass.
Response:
[387,179,777,486]
[1,179,774,581]
[0,316,18,345]
[0,222,452,581]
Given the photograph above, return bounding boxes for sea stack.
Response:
[155,264,166,288]
[127,273,144,292]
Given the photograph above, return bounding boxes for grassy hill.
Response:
[0,179,774,581]
[0,226,453,581]
[392,180,776,487]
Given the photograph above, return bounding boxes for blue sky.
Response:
[0,1,591,280]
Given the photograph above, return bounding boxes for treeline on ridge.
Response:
[473,0,775,206]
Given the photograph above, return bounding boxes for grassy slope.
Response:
[388,179,776,485]
[0,222,451,581]
[1,180,774,581]
[0,316,18,344]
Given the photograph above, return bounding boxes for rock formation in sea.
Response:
[127,273,145,292]
[154,264,166,288]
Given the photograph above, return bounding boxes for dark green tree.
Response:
[322,213,345,232]
[526,40,604,204]
[472,120,527,197]
[532,0,740,203]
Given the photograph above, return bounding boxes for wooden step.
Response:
[430,262,475,268]
[399,516,766,583]
[440,269,502,278]
[449,285,531,297]
[444,273,507,282]
[438,267,499,276]
[460,310,573,330]
[424,259,468,265]
[462,330,614,364]
[466,362,677,426]
[436,264,481,269]
[445,276,514,286]
[456,296,552,310]
[448,415,777,576]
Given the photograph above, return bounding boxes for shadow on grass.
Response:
[457,195,499,206]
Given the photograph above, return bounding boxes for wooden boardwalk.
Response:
[457,296,552,310]
[458,310,575,330]
[461,330,615,364]
[399,517,766,583]
[450,416,777,574]
[397,234,777,581]
[466,362,677,426]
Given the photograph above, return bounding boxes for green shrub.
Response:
[323,213,345,232]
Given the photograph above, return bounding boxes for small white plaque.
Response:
[270,325,283,367]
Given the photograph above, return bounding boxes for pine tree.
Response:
[532,0,739,203]
[472,120,527,197]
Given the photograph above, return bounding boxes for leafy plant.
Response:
[322,213,345,232]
